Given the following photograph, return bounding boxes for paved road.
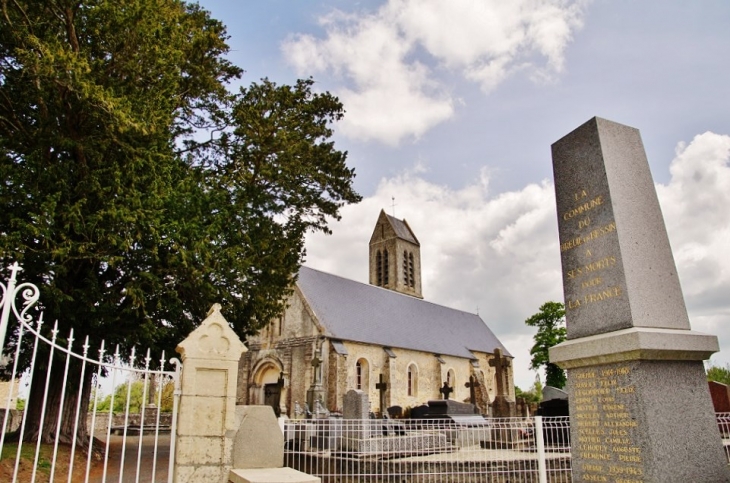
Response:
[88,433,171,483]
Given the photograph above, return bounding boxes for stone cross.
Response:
[311,352,322,385]
[375,374,388,416]
[465,375,480,406]
[439,382,453,400]
[489,348,510,397]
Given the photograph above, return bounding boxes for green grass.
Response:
[1,442,59,481]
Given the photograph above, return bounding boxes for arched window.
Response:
[376,251,383,286]
[407,363,418,396]
[403,251,409,286]
[356,359,370,391]
[447,369,455,388]
[408,252,415,287]
[383,250,389,285]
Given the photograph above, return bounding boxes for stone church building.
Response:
[237,210,514,417]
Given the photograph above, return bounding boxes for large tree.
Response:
[525,301,567,389]
[0,0,360,445]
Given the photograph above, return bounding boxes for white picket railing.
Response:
[283,416,572,482]
[0,263,181,483]
[284,414,730,482]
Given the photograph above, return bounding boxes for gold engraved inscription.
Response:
[563,195,604,221]
[560,188,626,313]
[573,364,643,482]
[560,221,617,252]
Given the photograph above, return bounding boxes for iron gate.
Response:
[0,262,181,483]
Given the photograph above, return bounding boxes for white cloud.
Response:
[282,0,587,144]
[656,132,730,317]
[304,131,730,389]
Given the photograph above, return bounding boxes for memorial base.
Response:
[553,337,730,483]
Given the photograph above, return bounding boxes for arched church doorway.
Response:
[251,359,285,416]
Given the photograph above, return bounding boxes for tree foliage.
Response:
[707,363,730,386]
[525,301,567,389]
[515,377,543,404]
[0,0,360,444]
[95,379,175,413]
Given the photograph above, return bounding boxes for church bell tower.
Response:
[368,209,422,298]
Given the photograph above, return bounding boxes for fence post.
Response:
[535,416,548,483]
[173,304,248,483]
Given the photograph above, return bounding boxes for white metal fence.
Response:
[284,414,730,482]
[717,412,730,461]
[0,263,181,483]
[283,416,572,482]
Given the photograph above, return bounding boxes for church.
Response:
[236,210,515,417]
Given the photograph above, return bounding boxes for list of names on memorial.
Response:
[572,363,643,483]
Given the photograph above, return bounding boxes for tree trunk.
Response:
[20,352,94,447]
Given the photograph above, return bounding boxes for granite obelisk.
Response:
[550,117,728,482]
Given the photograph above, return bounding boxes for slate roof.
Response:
[296,266,511,359]
[385,214,419,245]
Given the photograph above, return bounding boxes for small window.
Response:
[356,361,362,389]
[356,358,370,391]
[408,252,415,287]
[376,251,383,286]
[403,251,409,286]
[383,250,389,285]
[407,364,418,396]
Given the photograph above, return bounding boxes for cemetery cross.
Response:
[439,382,453,400]
[465,375,480,406]
[375,374,388,417]
[488,348,510,397]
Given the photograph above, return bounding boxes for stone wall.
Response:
[337,341,514,414]
[0,380,18,410]
[87,411,174,431]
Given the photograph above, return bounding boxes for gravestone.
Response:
[541,385,568,402]
[387,405,403,418]
[550,117,728,482]
[537,386,570,446]
[342,390,448,455]
[343,389,369,420]
[416,399,488,448]
[488,348,516,417]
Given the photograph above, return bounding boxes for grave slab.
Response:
[229,467,320,483]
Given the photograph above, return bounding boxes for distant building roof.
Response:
[385,214,419,245]
[296,266,511,360]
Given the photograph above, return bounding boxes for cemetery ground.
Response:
[0,432,170,483]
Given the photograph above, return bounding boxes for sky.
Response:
[198,0,730,390]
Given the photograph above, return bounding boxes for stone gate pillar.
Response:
[174,304,248,483]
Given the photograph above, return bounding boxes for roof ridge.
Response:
[299,265,481,318]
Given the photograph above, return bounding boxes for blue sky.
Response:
[198,0,730,390]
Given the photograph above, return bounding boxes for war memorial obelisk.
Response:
[549,117,729,482]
